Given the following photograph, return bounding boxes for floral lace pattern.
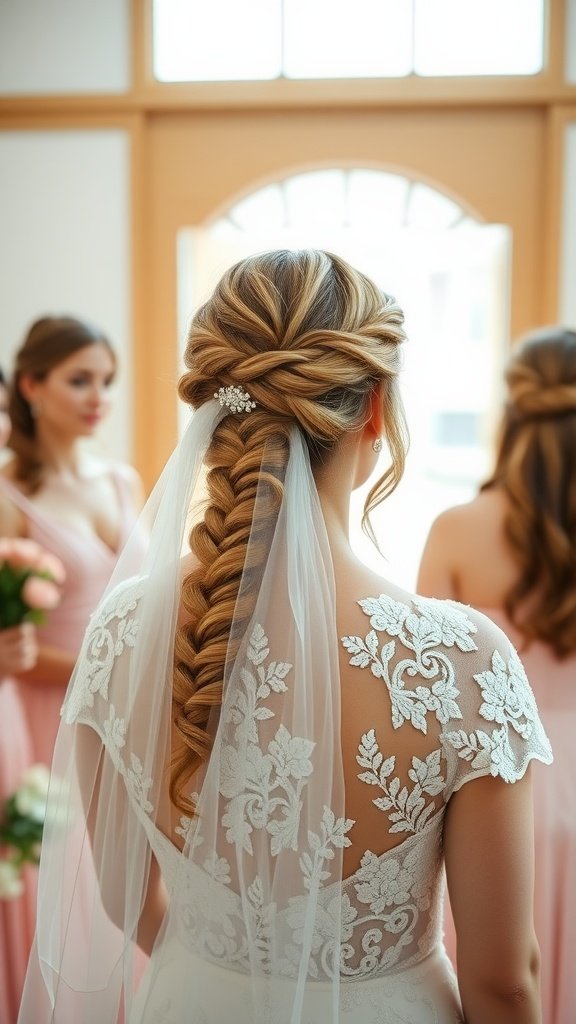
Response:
[341,595,470,733]
[64,583,552,987]
[61,578,154,814]
[357,730,445,834]
[174,623,356,978]
[442,646,543,784]
[219,623,331,858]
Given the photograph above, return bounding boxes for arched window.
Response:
[179,167,510,587]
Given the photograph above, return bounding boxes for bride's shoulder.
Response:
[345,567,509,657]
[90,574,147,627]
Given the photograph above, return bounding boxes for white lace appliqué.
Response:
[176,623,355,979]
[357,730,445,834]
[61,586,551,990]
[61,578,154,813]
[341,595,473,733]
[219,622,327,857]
[442,646,542,783]
[62,578,144,725]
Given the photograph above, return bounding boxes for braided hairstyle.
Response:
[9,316,115,493]
[172,249,408,812]
[482,326,576,657]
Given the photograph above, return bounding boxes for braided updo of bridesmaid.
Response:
[171,249,408,812]
[483,326,576,657]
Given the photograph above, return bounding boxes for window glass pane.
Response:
[347,171,410,231]
[283,170,348,225]
[283,0,412,78]
[153,0,544,82]
[414,0,544,76]
[406,184,463,229]
[228,184,287,230]
[153,0,282,81]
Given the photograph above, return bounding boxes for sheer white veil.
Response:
[18,397,350,1024]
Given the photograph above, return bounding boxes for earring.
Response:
[372,438,383,453]
[30,400,42,420]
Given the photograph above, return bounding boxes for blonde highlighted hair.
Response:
[482,326,576,658]
[172,249,408,812]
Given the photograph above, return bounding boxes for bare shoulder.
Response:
[427,489,507,550]
[432,490,493,529]
[333,555,418,626]
[421,487,517,606]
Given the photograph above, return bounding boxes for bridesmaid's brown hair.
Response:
[9,316,115,493]
[482,326,576,657]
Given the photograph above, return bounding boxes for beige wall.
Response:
[0,0,574,488]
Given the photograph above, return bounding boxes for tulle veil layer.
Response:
[18,400,350,1024]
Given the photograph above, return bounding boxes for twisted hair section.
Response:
[482,327,576,657]
[8,316,114,493]
[171,249,408,812]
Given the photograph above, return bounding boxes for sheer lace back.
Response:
[27,409,554,1024]
[63,580,552,986]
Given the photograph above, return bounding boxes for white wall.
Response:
[0,0,130,94]
[0,130,132,460]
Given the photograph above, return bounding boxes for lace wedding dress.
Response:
[59,582,551,1024]
[18,410,552,1024]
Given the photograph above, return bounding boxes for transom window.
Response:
[153,0,545,82]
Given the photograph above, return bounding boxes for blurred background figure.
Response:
[0,319,145,1022]
[417,326,576,1024]
[0,370,38,677]
[0,316,145,764]
[0,366,39,1024]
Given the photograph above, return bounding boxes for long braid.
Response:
[171,414,290,812]
[171,249,408,812]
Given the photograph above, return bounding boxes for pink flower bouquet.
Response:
[0,538,65,629]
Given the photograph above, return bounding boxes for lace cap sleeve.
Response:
[61,575,146,732]
[440,605,553,795]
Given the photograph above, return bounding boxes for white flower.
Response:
[355,851,414,914]
[203,851,231,885]
[475,648,536,739]
[14,765,50,823]
[103,704,126,750]
[175,815,193,840]
[358,595,409,635]
[413,598,478,652]
[20,763,50,797]
[267,725,314,781]
[0,860,24,900]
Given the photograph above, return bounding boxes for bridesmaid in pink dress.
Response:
[417,325,576,1024]
[0,368,40,1024]
[0,319,145,1023]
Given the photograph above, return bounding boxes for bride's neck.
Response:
[314,443,356,557]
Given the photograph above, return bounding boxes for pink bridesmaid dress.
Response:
[0,467,143,1024]
[0,681,35,1024]
[442,608,575,1024]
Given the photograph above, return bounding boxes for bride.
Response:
[19,249,551,1023]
